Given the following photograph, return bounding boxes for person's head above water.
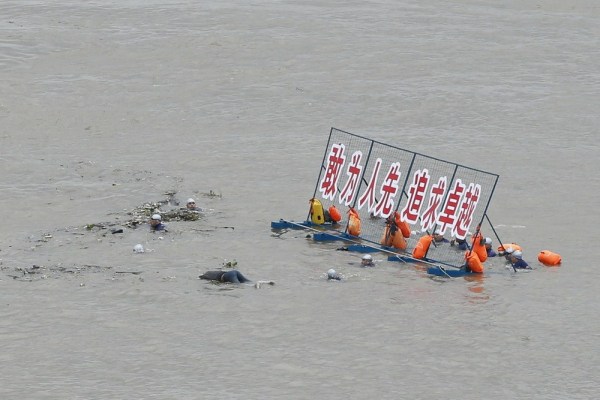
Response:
[327,268,341,280]
[361,254,374,266]
[432,229,445,241]
[149,214,163,229]
[484,237,492,248]
[186,198,196,209]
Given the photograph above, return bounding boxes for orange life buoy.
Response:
[347,208,361,237]
[328,205,342,223]
[538,250,561,266]
[412,235,433,259]
[465,251,484,273]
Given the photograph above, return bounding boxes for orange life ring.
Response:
[465,251,484,273]
[347,208,361,237]
[328,205,342,223]
[412,235,433,259]
[538,250,561,266]
[497,243,522,253]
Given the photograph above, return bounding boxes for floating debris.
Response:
[160,209,201,222]
[204,190,222,198]
[254,280,275,289]
[7,264,114,281]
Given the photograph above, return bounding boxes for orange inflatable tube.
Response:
[380,225,393,247]
[465,251,484,273]
[472,240,487,263]
[393,212,411,238]
[392,231,408,250]
[498,243,522,253]
[538,250,561,266]
[412,235,433,259]
[470,233,488,263]
[347,208,361,237]
[380,225,408,250]
[328,205,342,223]
[398,220,411,239]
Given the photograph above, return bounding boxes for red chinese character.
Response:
[420,176,447,232]
[400,169,430,224]
[436,179,465,235]
[357,158,382,213]
[452,183,481,240]
[338,151,364,206]
[374,162,402,217]
[319,143,346,201]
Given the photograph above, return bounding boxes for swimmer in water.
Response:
[451,237,468,250]
[484,237,497,257]
[432,229,450,244]
[327,268,341,281]
[149,214,167,232]
[199,269,251,284]
[360,254,375,267]
[508,250,530,269]
[186,198,201,211]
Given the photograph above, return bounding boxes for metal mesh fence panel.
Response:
[310,128,499,268]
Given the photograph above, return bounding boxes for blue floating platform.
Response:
[345,244,380,253]
[313,232,345,242]
[387,254,414,263]
[271,219,310,230]
[427,266,470,277]
[270,219,340,230]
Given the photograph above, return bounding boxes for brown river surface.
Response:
[1,1,599,399]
